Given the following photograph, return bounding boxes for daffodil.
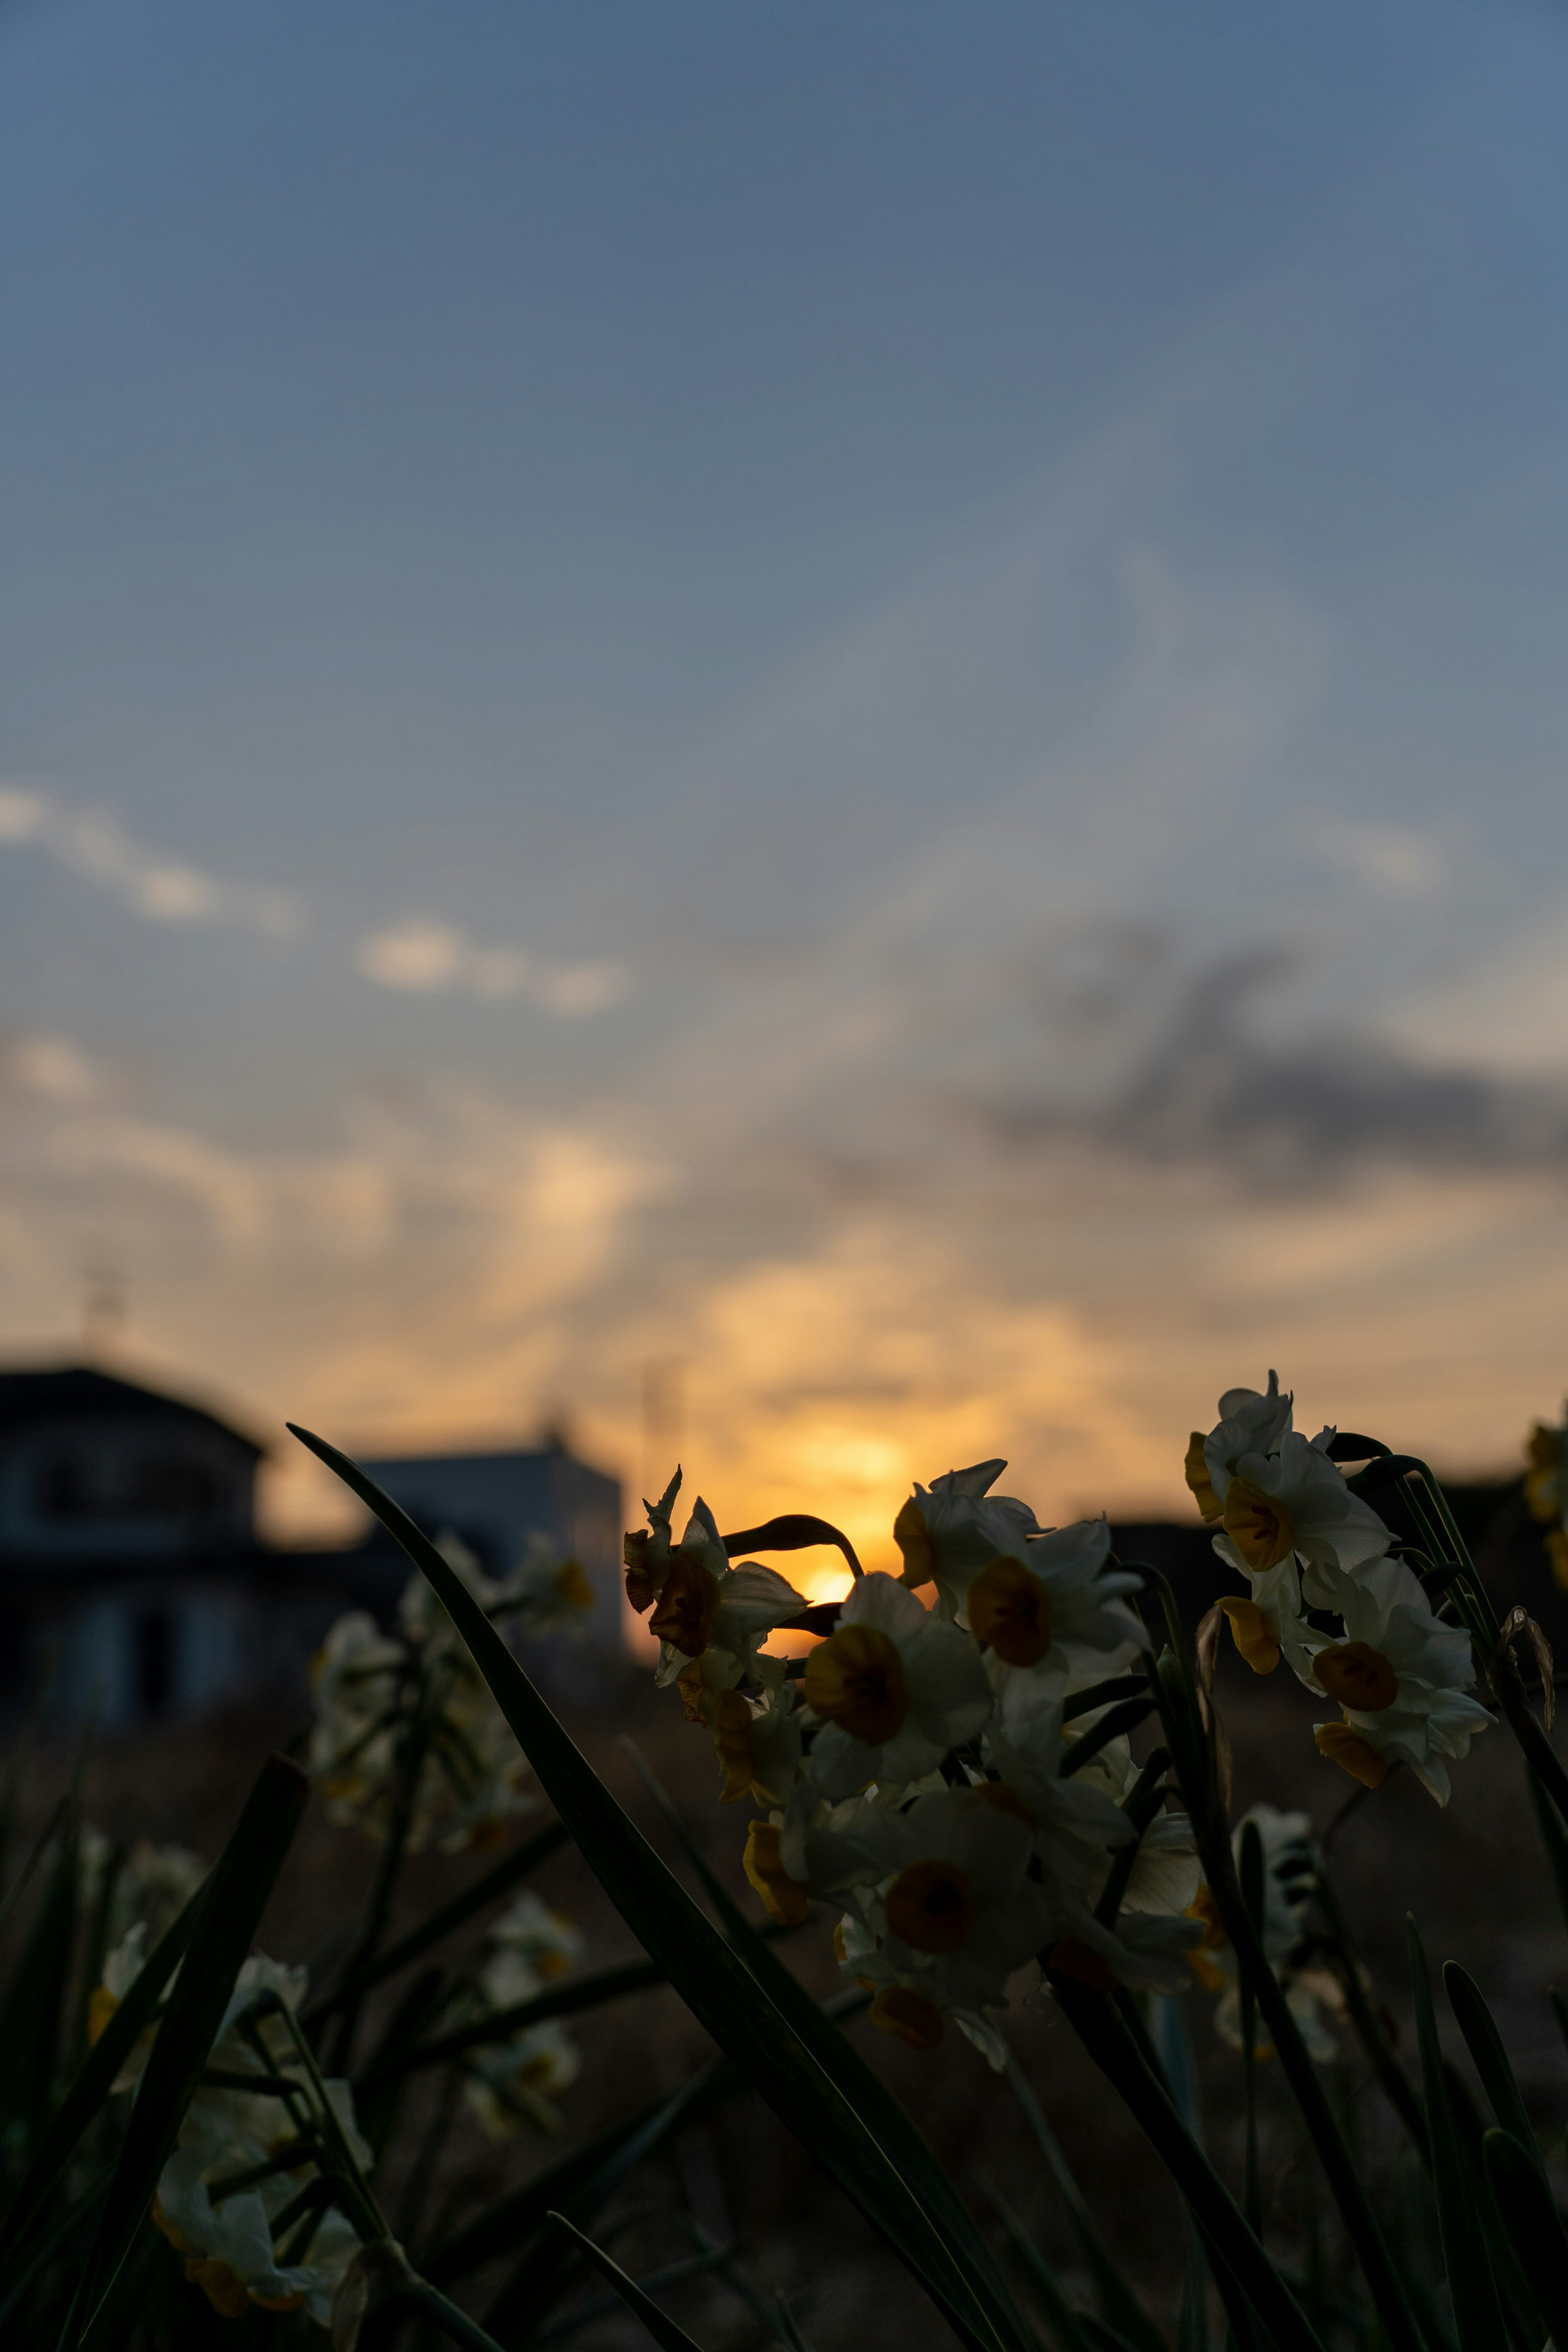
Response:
[824,1786,1054,2063]
[893,1460,1043,1617]
[1071,1724,1201,1920]
[310,1545,539,1853]
[624,1474,806,1691]
[443,1892,588,2138]
[800,1572,993,1798]
[1212,1432,1392,1600]
[1191,1373,1295,1519]
[153,1957,372,2325]
[969,1519,1147,1698]
[1306,1557,1491,1804]
[978,1677,1135,1887]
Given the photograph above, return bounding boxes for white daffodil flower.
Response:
[153,1956,371,2325]
[155,2147,363,2323]
[491,1531,598,1633]
[800,1572,992,1798]
[1188,1373,1296,1520]
[822,1786,1053,2061]
[969,1519,1148,1699]
[686,1676,804,1807]
[625,1481,806,1691]
[1305,1556,1492,1804]
[1214,1557,1318,1684]
[464,2018,582,2139]
[486,1892,585,1983]
[893,1460,1043,1618]
[1212,1431,1392,1601]
[978,1679,1134,1890]
[1073,1731,1201,1919]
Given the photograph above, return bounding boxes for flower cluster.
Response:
[310,1532,594,1851]
[1189,1373,1492,1804]
[133,1957,370,2323]
[1525,1407,1568,1590]
[626,1464,1201,2066]
[457,1891,586,2139]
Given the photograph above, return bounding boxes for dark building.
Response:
[0,1364,624,1730]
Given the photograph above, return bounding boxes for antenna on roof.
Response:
[81,1257,125,1360]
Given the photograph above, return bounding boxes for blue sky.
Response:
[4,0,1568,1548]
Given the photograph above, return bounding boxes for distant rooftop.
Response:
[0,1365,265,1457]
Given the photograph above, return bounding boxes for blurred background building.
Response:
[0,1363,623,1729]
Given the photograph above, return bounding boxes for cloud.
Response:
[0,784,301,934]
[1305,813,1452,905]
[355,915,627,1015]
[0,783,628,1018]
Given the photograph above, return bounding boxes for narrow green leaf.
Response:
[1406,1917,1506,2352]
[0,1801,80,2148]
[547,2211,706,2352]
[1062,1674,1149,1722]
[979,2174,1095,2352]
[305,1818,571,2025]
[1526,1775,1568,1940]
[291,1423,1033,2352]
[611,1731,1010,2314]
[1443,2064,1545,2352]
[1059,1699,1155,1777]
[1049,1973,1324,2352]
[1238,1821,1264,2236]
[1443,1963,1547,2183]
[1481,2128,1568,2351]
[0,1878,206,2274]
[357,1958,665,2096]
[1002,2052,1165,2352]
[66,1752,310,2351]
[1076,2320,1153,2352]
[426,2059,737,2291]
[1551,1987,1568,2064]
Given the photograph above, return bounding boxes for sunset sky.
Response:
[7,0,1568,1572]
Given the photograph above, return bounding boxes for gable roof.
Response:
[0,1366,265,1457]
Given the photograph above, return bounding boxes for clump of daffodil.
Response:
[1186,1372,1491,1804]
[149,1958,371,2326]
[1524,1406,1568,1590]
[310,1533,572,1853]
[457,1892,587,2138]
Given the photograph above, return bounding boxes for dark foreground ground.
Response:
[7,1624,1567,2351]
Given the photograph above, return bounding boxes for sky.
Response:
[5,0,1568,1572]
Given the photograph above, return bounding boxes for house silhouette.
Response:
[0,1364,624,1729]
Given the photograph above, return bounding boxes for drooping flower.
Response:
[800,1572,992,1798]
[1306,1556,1492,1804]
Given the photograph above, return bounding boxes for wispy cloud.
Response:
[0,784,627,1018]
[0,786,301,935]
[355,917,627,1015]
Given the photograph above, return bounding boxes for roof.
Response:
[0,1365,265,1457]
